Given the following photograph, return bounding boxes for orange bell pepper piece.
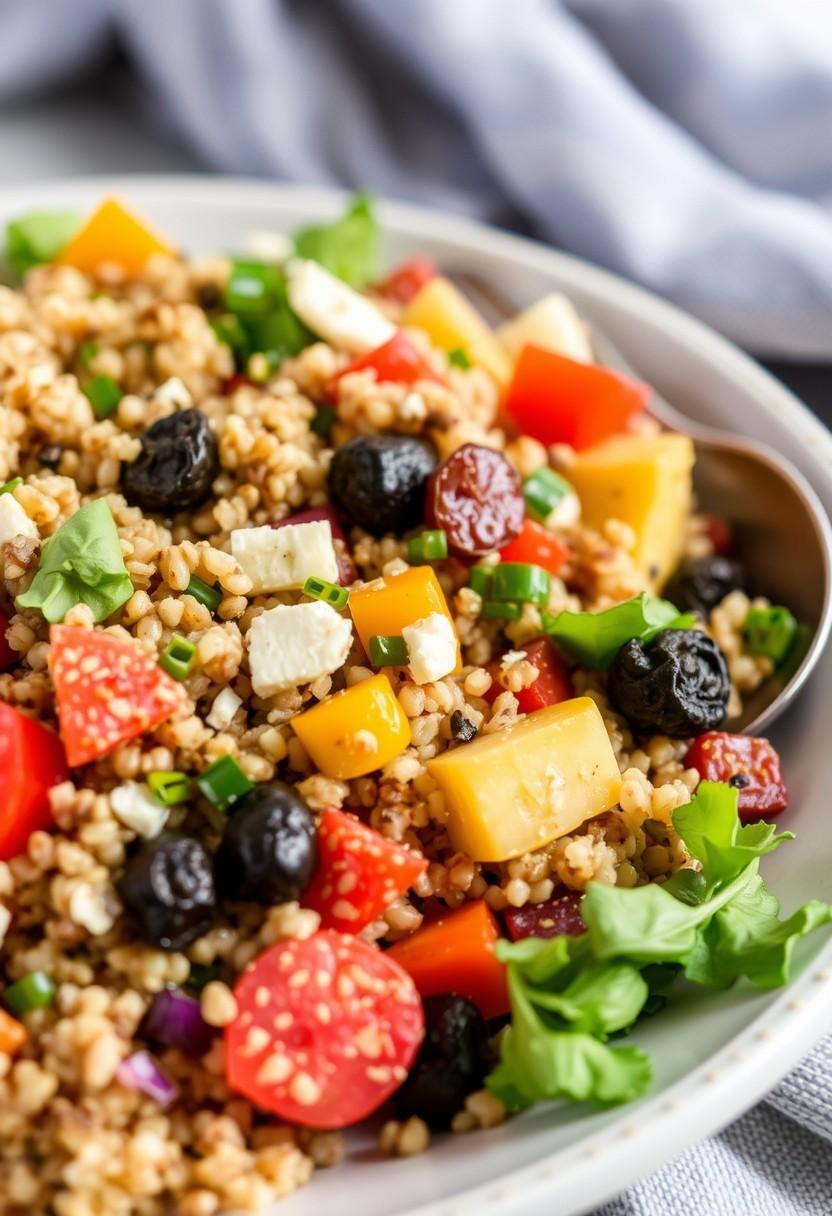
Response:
[57,197,175,276]
[0,1008,27,1056]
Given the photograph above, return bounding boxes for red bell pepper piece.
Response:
[485,636,573,715]
[684,731,788,822]
[0,610,16,671]
[499,518,570,577]
[334,331,443,391]
[374,256,438,305]
[0,702,67,859]
[274,506,355,584]
[504,890,585,941]
[303,807,427,934]
[505,345,650,450]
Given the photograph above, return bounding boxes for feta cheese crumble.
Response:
[247,600,353,697]
[0,493,37,548]
[401,613,458,685]
[207,687,243,731]
[230,520,339,594]
[110,782,169,839]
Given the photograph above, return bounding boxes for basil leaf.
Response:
[16,499,132,623]
[6,211,79,277]
[293,193,379,288]
[542,592,695,669]
[672,780,794,890]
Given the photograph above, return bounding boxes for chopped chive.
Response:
[186,575,222,614]
[83,374,123,420]
[187,964,218,991]
[482,600,523,621]
[147,771,192,807]
[196,755,254,811]
[159,634,197,681]
[0,477,22,495]
[77,340,99,371]
[467,566,494,596]
[745,605,798,665]
[369,634,408,666]
[311,405,336,438]
[303,576,349,610]
[492,563,551,605]
[408,529,448,564]
[4,971,56,1016]
[447,347,472,370]
[523,467,573,522]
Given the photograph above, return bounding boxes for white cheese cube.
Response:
[207,686,243,731]
[498,293,593,364]
[402,612,458,685]
[286,258,395,353]
[247,600,353,697]
[0,493,37,548]
[547,490,581,529]
[110,782,169,839]
[230,520,339,594]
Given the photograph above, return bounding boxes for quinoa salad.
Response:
[0,194,828,1216]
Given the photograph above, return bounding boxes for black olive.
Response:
[119,833,216,952]
[214,782,317,905]
[665,555,745,617]
[38,443,63,470]
[327,434,437,535]
[607,628,730,738]
[450,710,477,743]
[395,995,489,1130]
[122,409,219,514]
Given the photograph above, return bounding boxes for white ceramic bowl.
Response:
[4,178,831,1216]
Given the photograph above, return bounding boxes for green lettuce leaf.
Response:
[671,781,794,889]
[293,193,379,288]
[542,592,695,669]
[6,211,79,277]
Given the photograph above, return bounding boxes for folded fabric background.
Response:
[0,0,831,1210]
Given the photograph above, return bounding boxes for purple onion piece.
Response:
[141,987,214,1056]
[504,890,585,942]
[117,1050,178,1108]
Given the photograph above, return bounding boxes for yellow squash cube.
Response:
[57,197,176,276]
[568,433,694,590]
[427,696,622,862]
[349,566,460,668]
[291,673,411,780]
[403,276,512,390]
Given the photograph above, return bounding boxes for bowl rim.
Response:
[3,174,832,1216]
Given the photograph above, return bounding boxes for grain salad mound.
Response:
[0,196,820,1216]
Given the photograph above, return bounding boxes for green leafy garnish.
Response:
[6,211,79,277]
[542,592,696,668]
[447,347,472,370]
[16,499,132,623]
[293,194,379,288]
[218,262,314,368]
[487,782,832,1110]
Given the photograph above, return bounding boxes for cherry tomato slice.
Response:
[504,891,585,941]
[485,637,573,715]
[303,807,427,934]
[684,731,788,821]
[226,931,424,1129]
[375,256,438,306]
[425,444,524,557]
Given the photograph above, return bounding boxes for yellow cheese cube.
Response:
[427,696,622,862]
[568,433,694,590]
[403,276,512,390]
[57,197,176,276]
[349,566,460,668]
[291,673,411,780]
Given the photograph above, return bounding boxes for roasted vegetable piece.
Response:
[226,932,424,1128]
[607,629,730,738]
[374,256,438,305]
[327,434,437,535]
[303,807,427,933]
[348,565,458,661]
[215,783,318,905]
[684,732,788,821]
[123,410,219,514]
[0,702,67,860]
[333,331,443,390]
[504,890,585,941]
[291,673,411,780]
[402,276,512,389]
[119,833,216,952]
[57,197,175,276]
[0,1008,26,1056]
[386,900,509,1019]
[485,637,573,715]
[395,995,490,1129]
[665,555,745,617]
[425,444,525,557]
[499,518,570,577]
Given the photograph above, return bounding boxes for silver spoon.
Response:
[449,269,832,735]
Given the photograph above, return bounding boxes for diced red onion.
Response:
[116,1050,178,1107]
[142,987,214,1056]
[504,890,585,942]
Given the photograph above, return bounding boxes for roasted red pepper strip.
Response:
[334,331,443,391]
[485,636,573,716]
[505,345,650,450]
[374,256,438,305]
[684,731,788,821]
[499,518,570,577]
[0,702,67,859]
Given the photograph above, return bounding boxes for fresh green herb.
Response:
[83,374,123,420]
[187,964,218,991]
[0,477,22,495]
[185,575,222,614]
[196,755,254,811]
[159,635,197,682]
[77,340,99,371]
[492,563,550,606]
[523,468,573,522]
[311,405,336,438]
[4,970,56,1016]
[482,599,523,621]
[147,771,192,807]
[447,347,472,370]
[467,566,494,597]
[542,592,696,669]
[16,498,132,623]
[369,634,408,666]
[407,530,448,564]
[303,576,349,611]
[293,193,379,288]
[225,260,283,315]
[487,782,832,1111]
[745,605,798,665]
[5,211,79,277]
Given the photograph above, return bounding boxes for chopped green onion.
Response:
[447,347,472,370]
[159,634,197,681]
[147,771,192,807]
[369,634,408,666]
[186,575,222,614]
[303,576,349,610]
[407,530,448,564]
[4,971,56,1016]
[83,374,123,420]
[482,600,523,621]
[187,964,218,991]
[0,477,22,495]
[467,566,494,596]
[78,340,99,371]
[196,755,254,811]
[225,259,283,315]
[745,605,798,664]
[311,405,336,438]
[492,563,551,605]
[523,468,573,522]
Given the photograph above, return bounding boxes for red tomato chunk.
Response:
[499,519,570,578]
[334,331,443,391]
[0,702,67,860]
[504,891,585,941]
[374,256,438,305]
[226,931,424,1128]
[485,637,573,716]
[684,731,788,821]
[303,807,427,934]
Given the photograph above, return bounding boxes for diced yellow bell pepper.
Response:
[57,197,176,276]
[291,673,411,780]
[427,696,622,862]
[568,433,694,591]
[403,276,512,390]
[349,566,460,668]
